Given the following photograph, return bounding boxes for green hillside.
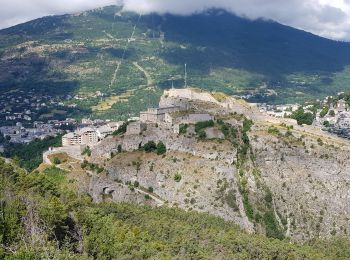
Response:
[1,5,350,120]
[1,158,350,259]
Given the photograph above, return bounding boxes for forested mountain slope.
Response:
[1,5,350,120]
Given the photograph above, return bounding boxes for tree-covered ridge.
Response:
[1,158,350,259]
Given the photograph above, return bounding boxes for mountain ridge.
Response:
[1,5,350,121]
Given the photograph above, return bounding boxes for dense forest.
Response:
[1,158,350,259]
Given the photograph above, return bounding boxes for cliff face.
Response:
[87,89,350,241]
[252,131,350,240]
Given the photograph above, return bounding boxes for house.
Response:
[337,113,350,128]
[23,115,32,121]
[337,99,346,113]
[96,125,114,138]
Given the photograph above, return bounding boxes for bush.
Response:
[113,122,128,136]
[195,120,214,133]
[81,160,88,169]
[156,142,166,155]
[198,130,207,140]
[148,187,154,193]
[243,119,253,133]
[174,173,182,182]
[291,108,314,125]
[53,157,61,165]
[320,107,329,117]
[179,124,188,135]
[143,141,157,152]
[317,138,324,146]
[82,146,92,157]
[268,126,280,135]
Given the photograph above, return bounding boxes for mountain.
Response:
[1,5,350,121]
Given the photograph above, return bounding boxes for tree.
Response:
[320,107,329,118]
[291,108,314,125]
[198,130,207,140]
[143,141,157,153]
[156,142,166,155]
[112,122,128,136]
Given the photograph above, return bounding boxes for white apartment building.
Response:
[62,127,98,146]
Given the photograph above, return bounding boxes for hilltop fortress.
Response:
[50,88,350,241]
[126,88,261,136]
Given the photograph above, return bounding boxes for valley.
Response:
[2,4,350,259]
[1,5,350,122]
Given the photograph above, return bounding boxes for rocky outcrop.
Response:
[87,89,350,241]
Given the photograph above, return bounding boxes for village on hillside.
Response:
[2,88,350,151]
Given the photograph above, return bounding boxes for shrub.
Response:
[317,138,324,146]
[82,146,92,157]
[148,187,153,193]
[179,124,188,135]
[320,107,329,117]
[143,141,157,152]
[291,108,314,125]
[134,181,139,188]
[195,120,214,133]
[285,130,293,137]
[96,167,104,174]
[243,119,253,133]
[113,122,128,136]
[81,160,88,169]
[156,142,167,155]
[174,173,182,182]
[268,126,280,135]
[198,130,207,140]
[53,157,61,165]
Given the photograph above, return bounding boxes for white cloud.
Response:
[0,0,116,29]
[0,0,350,41]
[122,0,350,40]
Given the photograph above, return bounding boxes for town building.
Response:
[62,127,98,147]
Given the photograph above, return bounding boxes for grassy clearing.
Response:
[92,90,134,111]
